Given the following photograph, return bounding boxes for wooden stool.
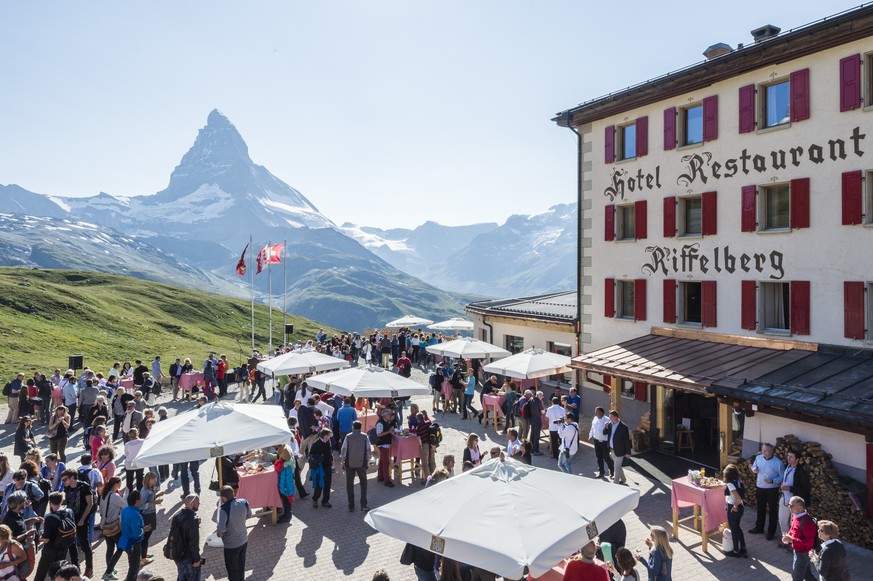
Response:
[677,428,695,453]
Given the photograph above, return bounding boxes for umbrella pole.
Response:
[218,456,223,490]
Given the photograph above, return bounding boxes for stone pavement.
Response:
[2,368,871,581]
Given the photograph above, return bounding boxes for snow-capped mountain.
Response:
[342,203,577,296]
[0,111,475,331]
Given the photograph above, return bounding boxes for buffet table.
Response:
[391,434,421,485]
[236,465,282,525]
[178,372,204,398]
[670,476,726,552]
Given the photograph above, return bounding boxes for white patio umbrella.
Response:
[256,348,350,376]
[426,337,511,360]
[131,402,291,470]
[365,458,639,579]
[428,317,475,331]
[304,365,431,398]
[386,314,434,328]
[482,347,572,380]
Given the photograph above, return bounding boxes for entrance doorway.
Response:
[652,386,720,469]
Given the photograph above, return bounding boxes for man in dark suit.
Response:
[779,448,813,544]
[604,410,631,485]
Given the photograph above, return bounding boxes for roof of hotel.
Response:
[466,291,577,324]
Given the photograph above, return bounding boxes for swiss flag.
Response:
[256,243,283,274]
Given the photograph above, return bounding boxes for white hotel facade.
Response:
[555,6,873,501]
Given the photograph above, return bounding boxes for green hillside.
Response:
[0,268,338,379]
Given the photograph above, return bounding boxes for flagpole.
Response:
[249,235,254,353]
[283,239,287,347]
[268,240,273,356]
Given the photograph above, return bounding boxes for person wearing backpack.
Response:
[61,468,95,578]
[35,491,76,581]
[0,522,30,581]
[169,494,202,581]
[782,496,819,581]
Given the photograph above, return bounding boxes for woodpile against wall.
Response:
[737,434,873,548]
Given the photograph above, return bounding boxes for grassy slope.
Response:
[0,268,337,379]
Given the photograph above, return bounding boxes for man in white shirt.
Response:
[506,429,522,458]
[588,406,613,479]
[557,414,580,474]
[545,397,565,460]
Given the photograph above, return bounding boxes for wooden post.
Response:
[610,376,621,415]
[718,402,731,470]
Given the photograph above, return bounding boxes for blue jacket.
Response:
[336,405,357,433]
[118,505,144,552]
[639,547,672,581]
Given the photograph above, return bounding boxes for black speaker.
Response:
[68,355,84,370]
[284,324,294,335]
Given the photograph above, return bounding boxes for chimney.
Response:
[751,24,781,43]
[703,42,733,60]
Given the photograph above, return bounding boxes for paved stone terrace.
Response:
[2,367,870,580]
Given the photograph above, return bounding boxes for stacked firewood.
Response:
[737,434,873,548]
[632,412,651,452]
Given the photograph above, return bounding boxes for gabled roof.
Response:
[465,291,577,324]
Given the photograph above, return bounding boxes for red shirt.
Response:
[562,558,609,581]
[789,512,817,552]
[216,361,226,379]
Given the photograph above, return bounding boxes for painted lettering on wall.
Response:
[603,126,866,200]
[641,244,785,280]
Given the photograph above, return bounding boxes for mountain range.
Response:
[0,110,575,330]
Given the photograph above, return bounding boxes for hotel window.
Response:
[617,205,636,240]
[760,282,791,332]
[738,69,809,133]
[505,335,524,354]
[680,282,702,325]
[679,196,702,236]
[682,105,703,145]
[620,379,635,399]
[763,184,790,230]
[604,116,648,163]
[762,80,791,128]
[480,329,488,342]
[618,281,635,320]
[838,53,862,110]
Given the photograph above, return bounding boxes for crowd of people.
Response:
[0,335,855,581]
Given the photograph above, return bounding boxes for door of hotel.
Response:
[653,385,720,469]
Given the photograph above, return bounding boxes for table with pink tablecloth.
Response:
[236,466,283,524]
[119,378,134,391]
[391,434,421,485]
[441,380,453,409]
[481,394,505,428]
[528,559,608,581]
[178,372,204,393]
[671,476,726,552]
[358,412,379,432]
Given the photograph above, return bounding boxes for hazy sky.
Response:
[0,1,857,229]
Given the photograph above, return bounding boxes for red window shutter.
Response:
[636,116,648,157]
[738,84,756,133]
[604,125,615,164]
[605,278,615,318]
[790,281,811,335]
[702,191,717,235]
[633,381,648,402]
[844,281,865,339]
[635,200,647,240]
[790,178,810,229]
[840,55,862,112]
[605,204,615,241]
[741,280,757,330]
[702,280,717,328]
[842,170,863,225]
[663,196,676,238]
[741,185,757,232]
[602,373,612,394]
[790,68,811,122]
[663,279,676,323]
[634,279,647,321]
[663,107,676,150]
[702,95,718,141]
